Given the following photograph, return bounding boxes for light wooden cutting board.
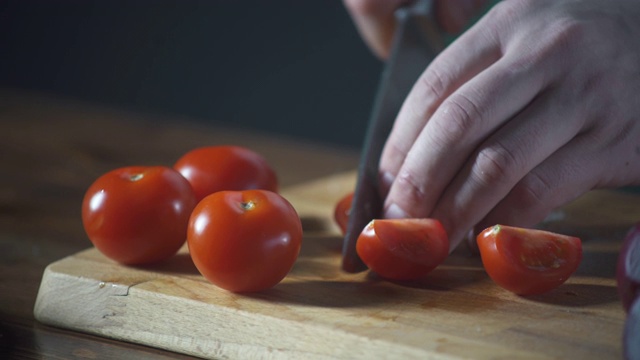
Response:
[34,171,640,359]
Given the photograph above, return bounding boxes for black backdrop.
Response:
[0,1,382,149]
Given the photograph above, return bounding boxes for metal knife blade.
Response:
[342,0,444,273]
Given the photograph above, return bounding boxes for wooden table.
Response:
[0,89,359,358]
[2,89,638,359]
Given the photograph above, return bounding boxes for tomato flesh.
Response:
[187,189,302,293]
[174,145,278,202]
[82,166,197,265]
[356,218,449,280]
[477,225,582,295]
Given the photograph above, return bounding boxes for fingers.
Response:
[343,0,407,59]
[475,116,640,238]
[471,137,603,243]
[377,0,640,252]
[381,43,549,221]
[380,0,568,247]
[378,14,502,195]
[430,89,584,249]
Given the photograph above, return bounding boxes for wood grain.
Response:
[0,89,359,359]
[34,171,640,359]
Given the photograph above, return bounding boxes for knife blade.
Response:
[342,0,445,273]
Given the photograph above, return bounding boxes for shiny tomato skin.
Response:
[174,146,278,202]
[617,223,640,312]
[334,191,353,235]
[477,225,582,295]
[356,218,449,280]
[82,166,197,265]
[187,189,302,293]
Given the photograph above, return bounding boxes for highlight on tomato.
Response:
[82,166,197,265]
[174,145,278,202]
[476,225,583,296]
[356,218,449,281]
[617,222,640,312]
[334,191,354,235]
[187,189,302,293]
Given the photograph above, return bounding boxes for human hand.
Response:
[376,0,640,250]
[343,0,488,59]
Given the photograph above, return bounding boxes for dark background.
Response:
[0,0,383,149]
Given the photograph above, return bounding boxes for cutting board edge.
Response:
[34,256,474,360]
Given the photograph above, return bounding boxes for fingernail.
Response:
[384,203,408,219]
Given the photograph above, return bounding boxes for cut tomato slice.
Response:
[477,225,582,295]
[356,218,449,280]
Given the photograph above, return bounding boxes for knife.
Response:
[342,0,445,273]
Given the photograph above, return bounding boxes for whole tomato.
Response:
[356,218,449,280]
[82,166,197,265]
[187,189,302,292]
[477,225,582,295]
[334,191,353,235]
[174,145,278,202]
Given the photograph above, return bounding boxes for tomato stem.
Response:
[240,201,255,211]
[129,173,144,181]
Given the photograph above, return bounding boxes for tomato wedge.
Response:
[356,218,449,280]
[477,225,582,295]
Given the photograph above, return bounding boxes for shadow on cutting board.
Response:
[133,253,200,276]
[524,283,620,308]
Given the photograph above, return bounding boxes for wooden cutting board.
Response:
[34,171,640,359]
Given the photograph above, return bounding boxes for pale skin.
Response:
[344,0,640,251]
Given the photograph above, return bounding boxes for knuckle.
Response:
[540,17,588,62]
[484,0,528,24]
[431,93,483,147]
[395,169,429,206]
[510,171,553,210]
[381,141,407,168]
[553,16,589,44]
[501,46,539,75]
[418,65,448,102]
[470,144,519,187]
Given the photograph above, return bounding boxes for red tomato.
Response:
[334,191,353,235]
[174,145,278,202]
[477,225,582,295]
[82,166,197,265]
[187,189,302,292]
[356,218,449,280]
[617,223,640,312]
